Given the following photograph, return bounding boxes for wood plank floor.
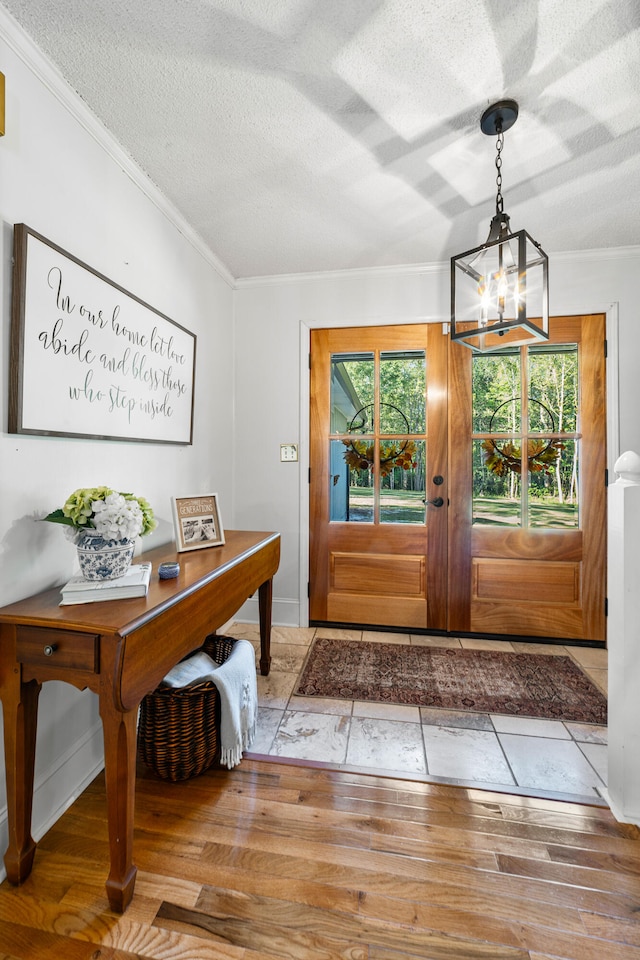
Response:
[0,757,639,959]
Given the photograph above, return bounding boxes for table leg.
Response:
[2,677,41,885]
[258,577,273,676]
[100,696,138,912]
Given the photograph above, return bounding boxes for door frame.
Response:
[298,304,620,632]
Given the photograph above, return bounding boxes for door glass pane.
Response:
[330,439,373,522]
[380,351,426,433]
[472,350,520,432]
[472,348,522,527]
[330,353,374,434]
[471,342,581,528]
[380,440,425,524]
[528,343,579,528]
[529,439,579,527]
[529,344,578,433]
[331,348,428,525]
[473,439,521,526]
[527,397,557,434]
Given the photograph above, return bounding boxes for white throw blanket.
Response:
[208,638,257,769]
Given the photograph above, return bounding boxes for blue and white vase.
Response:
[76,530,135,581]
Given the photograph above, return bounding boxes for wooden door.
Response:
[309,324,448,630]
[448,314,606,642]
[310,315,606,642]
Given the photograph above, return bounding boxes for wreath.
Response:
[482,437,565,476]
[342,403,417,478]
[481,398,565,477]
[343,438,418,477]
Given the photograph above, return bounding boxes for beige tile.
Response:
[578,741,608,784]
[271,711,349,764]
[361,631,411,644]
[581,666,607,694]
[459,638,517,652]
[410,635,462,648]
[498,733,604,795]
[271,626,315,646]
[256,670,299,710]
[567,645,608,669]
[420,707,493,730]
[424,727,514,785]
[287,694,352,716]
[249,706,284,754]
[352,700,421,723]
[314,627,362,641]
[226,621,260,641]
[566,722,608,744]
[346,717,426,774]
[510,642,572,656]
[267,642,309,673]
[490,716,571,739]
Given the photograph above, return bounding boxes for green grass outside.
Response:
[347,487,578,527]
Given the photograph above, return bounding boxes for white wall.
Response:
[233,264,449,625]
[234,250,640,627]
[0,19,234,866]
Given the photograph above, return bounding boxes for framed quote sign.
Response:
[9,224,196,444]
[171,494,225,552]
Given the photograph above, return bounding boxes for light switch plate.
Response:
[280,443,298,462]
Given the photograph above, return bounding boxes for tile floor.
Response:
[227,623,609,806]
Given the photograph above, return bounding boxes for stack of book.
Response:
[59,562,153,605]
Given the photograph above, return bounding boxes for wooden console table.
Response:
[0,529,279,913]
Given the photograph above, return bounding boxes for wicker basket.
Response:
[138,634,236,781]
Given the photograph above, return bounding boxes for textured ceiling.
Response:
[2,0,639,279]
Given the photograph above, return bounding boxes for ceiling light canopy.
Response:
[450,99,549,353]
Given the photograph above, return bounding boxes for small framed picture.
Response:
[171,494,225,552]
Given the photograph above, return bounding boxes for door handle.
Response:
[423,496,444,507]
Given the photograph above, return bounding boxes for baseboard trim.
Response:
[601,787,640,827]
[235,597,300,627]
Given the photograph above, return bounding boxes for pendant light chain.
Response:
[495,120,504,217]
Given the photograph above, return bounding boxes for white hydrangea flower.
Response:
[90,493,143,541]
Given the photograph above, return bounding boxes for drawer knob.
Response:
[43,644,57,657]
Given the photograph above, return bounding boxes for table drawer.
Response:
[16,627,99,673]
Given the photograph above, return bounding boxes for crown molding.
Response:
[236,244,640,288]
[236,259,446,288]
[549,245,640,263]
[0,7,236,289]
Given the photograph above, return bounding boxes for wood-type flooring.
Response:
[0,757,639,959]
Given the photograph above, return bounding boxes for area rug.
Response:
[295,638,607,724]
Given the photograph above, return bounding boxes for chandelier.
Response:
[450,100,549,353]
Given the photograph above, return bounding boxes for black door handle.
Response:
[423,496,444,507]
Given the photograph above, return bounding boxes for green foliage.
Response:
[472,346,579,513]
[41,507,74,526]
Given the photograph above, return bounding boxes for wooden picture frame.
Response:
[172,494,225,552]
[9,223,196,444]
